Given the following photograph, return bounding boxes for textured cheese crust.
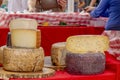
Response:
[66,52,105,75]
[9,18,38,30]
[3,47,44,72]
[66,35,109,53]
[11,29,41,48]
[51,42,66,66]
[0,45,6,64]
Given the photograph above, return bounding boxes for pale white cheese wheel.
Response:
[3,47,44,72]
[11,29,41,48]
[9,18,38,30]
[66,35,109,53]
[51,42,66,66]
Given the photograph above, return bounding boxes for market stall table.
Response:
[0,12,107,27]
[0,26,120,80]
[0,26,104,56]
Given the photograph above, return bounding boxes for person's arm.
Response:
[90,0,109,18]
[0,0,3,6]
[28,0,36,12]
[78,0,85,9]
[57,0,67,11]
[101,9,109,17]
[89,0,97,6]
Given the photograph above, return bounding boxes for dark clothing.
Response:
[35,0,62,12]
[90,0,120,30]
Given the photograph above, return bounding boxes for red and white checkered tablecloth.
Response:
[102,31,120,60]
[89,17,108,27]
[0,12,107,27]
[0,12,90,27]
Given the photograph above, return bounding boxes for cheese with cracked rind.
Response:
[3,47,44,72]
[66,35,109,53]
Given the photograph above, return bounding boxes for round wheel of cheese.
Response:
[3,47,44,72]
[66,35,109,53]
[9,18,38,31]
[66,52,105,75]
[51,42,66,66]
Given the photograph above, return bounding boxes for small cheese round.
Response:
[9,18,38,30]
[51,42,66,66]
[66,52,105,75]
[3,47,44,72]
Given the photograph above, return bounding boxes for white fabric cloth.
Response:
[8,0,28,12]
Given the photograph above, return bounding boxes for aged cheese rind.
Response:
[66,35,109,53]
[11,29,41,48]
[3,47,44,72]
[66,52,105,75]
[9,18,38,30]
[0,45,6,64]
[51,42,66,66]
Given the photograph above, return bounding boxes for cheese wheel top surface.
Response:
[11,29,38,48]
[9,18,38,30]
[66,35,109,53]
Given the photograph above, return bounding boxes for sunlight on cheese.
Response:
[11,29,41,48]
[9,18,38,30]
[66,35,109,53]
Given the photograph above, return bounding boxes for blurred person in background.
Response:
[85,0,100,12]
[84,0,120,30]
[1,0,8,11]
[85,0,120,58]
[28,0,67,12]
[74,0,85,12]
[0,0,8,11]
[78,0,85,9]
[8,0,28,12]
[0,0,3,6]
[89,0,100,6]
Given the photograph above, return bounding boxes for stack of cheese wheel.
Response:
[51,42,66,66]
[3,18,44,72]
[65,35,109,75]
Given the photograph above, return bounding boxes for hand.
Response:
[78,2,85,9]
[57,0,67,11]
[29,8,36,12]
[84,6,95,13]
[28,0,36,12]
